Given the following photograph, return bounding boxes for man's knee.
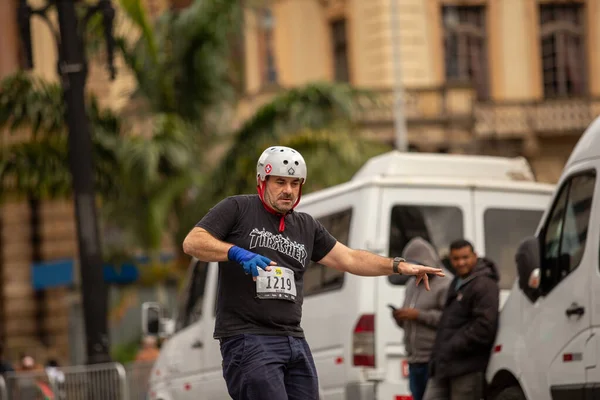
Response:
[285,337,319,400]
[221,335,288,400]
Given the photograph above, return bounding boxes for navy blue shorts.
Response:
[220,334,319,400]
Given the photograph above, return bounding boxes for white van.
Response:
[142,151,554,400]
[485,116,600,400]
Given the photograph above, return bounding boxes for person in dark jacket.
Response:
[393,237,452,400]
[423,239,500,400]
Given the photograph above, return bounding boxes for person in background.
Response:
[0,342,14,375]
[392,237,452,400]
[45,359,66,400]
[424,239,500,400]
[135,335,161,363]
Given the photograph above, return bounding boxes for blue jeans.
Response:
[409,362,429,400]
[220,334,319,400]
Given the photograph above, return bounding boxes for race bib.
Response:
[256,266,297,302]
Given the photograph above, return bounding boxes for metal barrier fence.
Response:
[125,362,154,400]
[0,361,155,400]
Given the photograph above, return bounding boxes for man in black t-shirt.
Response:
[183,146,444,400]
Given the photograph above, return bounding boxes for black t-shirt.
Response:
[195,194,337,338]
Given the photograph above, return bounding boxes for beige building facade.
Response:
[239,0,600,183]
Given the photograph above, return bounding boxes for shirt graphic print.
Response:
[249,228,308,266]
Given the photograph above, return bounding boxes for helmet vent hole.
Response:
[294,161,299,165]
[280,149,284,152]
[283,160,288,165]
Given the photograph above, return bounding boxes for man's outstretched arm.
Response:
[183,227,233,262]
[317,242,444,290]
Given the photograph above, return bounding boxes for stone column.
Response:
[0,0,20,79]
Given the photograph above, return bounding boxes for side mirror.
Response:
[528,268,541,290]
[515,236,542,302]
[142,302,174,338]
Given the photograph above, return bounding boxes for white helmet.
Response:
[257,146,307,183]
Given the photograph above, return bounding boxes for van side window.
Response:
[388,205,464,285]
[484,208,544,290]
[541,171,595,293]
[304,209,352,296]
[175,260,209,331]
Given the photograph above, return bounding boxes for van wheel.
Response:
[492,386,526,400]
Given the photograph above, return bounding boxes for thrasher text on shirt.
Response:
[249,228,308,265]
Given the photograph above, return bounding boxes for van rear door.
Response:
[374,185,473,399]
[472,185,551,305]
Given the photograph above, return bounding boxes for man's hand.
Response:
[228,246,277,281]
[399,261,445,291]
[393,308,419,321]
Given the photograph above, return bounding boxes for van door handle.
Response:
[566,303,585,317]
[192,339,203,349]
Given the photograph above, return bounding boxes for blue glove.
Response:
[228,246,272,277]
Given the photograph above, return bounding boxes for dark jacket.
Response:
[429,257,500,379]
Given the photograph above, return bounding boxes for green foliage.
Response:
[0,0,389,274]
[0,72,65,136]
[115,0,240,121]
[110,338,140,364]
[206,82,378,200]
[0,72,122,199]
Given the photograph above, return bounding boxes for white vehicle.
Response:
[142,151,554,400]
[486,116,600,400]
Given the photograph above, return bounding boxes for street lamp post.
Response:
[389,0,408,152]
[17,0,116,365]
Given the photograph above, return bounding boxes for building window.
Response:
[258,8,277,85]
[539,3,586,98]
[442,5,488,99]
[330,19,350,82]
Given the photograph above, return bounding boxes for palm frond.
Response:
[0,72,65,136]
[117,0,158,62]
[170,0,241,120]
[208,82,370,194]
[116,0,240,122]
[0,137,72,199]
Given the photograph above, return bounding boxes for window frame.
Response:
[538,2,587,98]
[441,4,489,99]
[539,169,596,295]
[257,8,278,85]
[330,18,350,83]
[482,207,545,290]
[304,208,353,297]
[175,260,209,332]
[386,203,465,285]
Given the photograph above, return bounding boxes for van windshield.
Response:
[483,208,544,289]
[388,205,464,285]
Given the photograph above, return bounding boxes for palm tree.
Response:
[0,72,121,200]
[0,73,193,271]
[0,0,389,273]
[113,0,388,256]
